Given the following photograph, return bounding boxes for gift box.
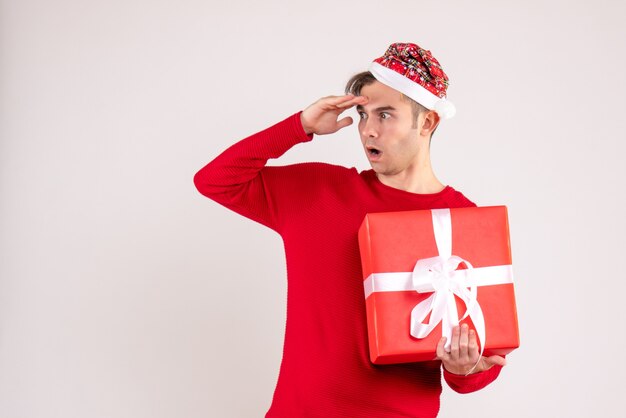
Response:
[358,206,519,365]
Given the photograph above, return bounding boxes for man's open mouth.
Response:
[367,146,382,158]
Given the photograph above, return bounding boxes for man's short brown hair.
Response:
[345,71,437,136]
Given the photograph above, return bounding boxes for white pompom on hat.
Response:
[368,43,456,119]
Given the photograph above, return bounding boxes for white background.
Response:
[2,0,625,417]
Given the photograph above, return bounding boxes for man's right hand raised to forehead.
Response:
[300,94,369,136]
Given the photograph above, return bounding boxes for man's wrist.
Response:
[300,112,313,135]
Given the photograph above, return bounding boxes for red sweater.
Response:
[194,112,503,417]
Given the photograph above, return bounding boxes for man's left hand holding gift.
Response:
[437,324,507,375]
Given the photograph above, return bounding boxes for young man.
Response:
[195,42,506,417]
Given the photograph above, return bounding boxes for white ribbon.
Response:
[363,209,514,361]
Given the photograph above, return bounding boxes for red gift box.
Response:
[358,206,520,365]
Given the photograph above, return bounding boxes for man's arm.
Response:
[193,94,368,230]
[193,111,312,230]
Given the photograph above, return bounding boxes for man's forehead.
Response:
[359,82,406,108]
[356,93,406,113]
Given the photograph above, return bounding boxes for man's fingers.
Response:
[324,94,368,109]
[336,116,353,130]
[335,95,368,109]
[325,94,356,104]
[484,355,507,368]
[449,326,460,359]
[436,337,448,360]
[468,329,478,351]
[468,329,480,363]
[459,324,469,360]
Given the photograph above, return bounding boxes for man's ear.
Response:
[419,110,440,137]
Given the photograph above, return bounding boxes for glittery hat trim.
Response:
[369,61,456,119]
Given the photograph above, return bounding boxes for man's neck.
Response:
[376,157,445,194]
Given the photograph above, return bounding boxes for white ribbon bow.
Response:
[410,209,485,356]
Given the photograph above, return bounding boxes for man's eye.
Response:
[380,112,390,119]
[358,112,367,119]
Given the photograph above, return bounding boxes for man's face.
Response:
[356,81,423,177]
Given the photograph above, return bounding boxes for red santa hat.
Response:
[369,42,456,119]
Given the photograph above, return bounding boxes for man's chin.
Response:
[370,165,403,178]
[368,161,386,172]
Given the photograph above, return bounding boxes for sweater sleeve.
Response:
[443,361,504,394]
[193,111,313,231]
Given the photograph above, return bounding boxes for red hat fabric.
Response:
[369,42,456,119]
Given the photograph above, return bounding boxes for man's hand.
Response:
[300,94,368,136]
[436,324,507,375]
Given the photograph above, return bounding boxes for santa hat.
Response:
[369,42,456,119]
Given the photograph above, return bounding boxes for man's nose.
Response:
[361,118,378,138]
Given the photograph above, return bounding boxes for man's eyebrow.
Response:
[355,105,397,112]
